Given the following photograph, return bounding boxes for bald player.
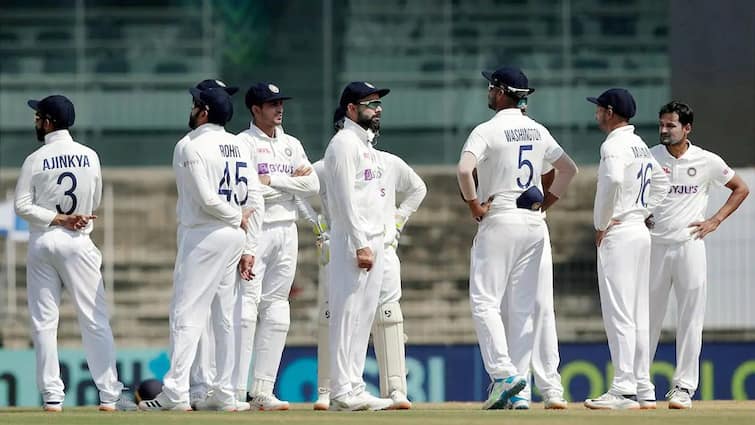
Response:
[648,101,748,409]
[139,87,262,412]
[457,66,578,410]
[584,88,670,410]
[15,95,136,412]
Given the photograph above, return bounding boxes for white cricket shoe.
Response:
[639,399,657,409]
[666,387,692,409]
[195,392,251,411]
[138,392,192,411]
[389,390,412,410]
[43,401,63,412]
[353,390,394,411]
[481,375,527,410]
[505,395,530,410]
[313,389,330,411]
[252,393,290,411]
[584,392,640,410]
[329,392,369,411]
[543,390,568,409]
[99,397,138,412]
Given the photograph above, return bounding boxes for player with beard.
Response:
[321,82,394,411]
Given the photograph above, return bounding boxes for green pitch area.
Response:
[2,402,754,425]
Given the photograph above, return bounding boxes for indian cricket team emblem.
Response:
[215,80,227,87]
[285,147,292,157]
[268,84,280,93]
[687,167,697,177]
[365,82,375,89]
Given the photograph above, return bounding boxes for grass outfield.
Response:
[1,401,755,425]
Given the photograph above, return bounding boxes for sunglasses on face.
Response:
[357,99,382,110]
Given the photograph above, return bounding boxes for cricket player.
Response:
[305,109,427,410]
[182,79,239,407]
[584,88,670,410]
[648,101,749,409]
[232,82,319,410]
[323,82,395,411]
[15,95,136,412]
[457,67,578,410]
[503,166,568,410]
[139,87,263,412]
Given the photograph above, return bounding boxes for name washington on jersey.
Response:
[504,128,542,142]
[42,154,91,170]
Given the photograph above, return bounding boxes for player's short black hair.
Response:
[659,101,694,126]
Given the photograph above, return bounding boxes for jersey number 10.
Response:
[218,161,248,206]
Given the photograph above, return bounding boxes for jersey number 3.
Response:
[218,161,248,206]
[56,172,78,215]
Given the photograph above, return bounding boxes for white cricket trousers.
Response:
[470,211,545,381]
[26,229,124,404]
[329,231,384,399]
[649,238,706,392]
[251,221,298,392]
[162,224,245,404]
[505,223,563,399]
[597,221,654,398]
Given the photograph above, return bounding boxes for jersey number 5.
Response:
[56,172,78,215]
[635,162,653,207]
[517,144,534,189]
[218,161,249,206]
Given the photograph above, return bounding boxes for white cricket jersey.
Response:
[237,124,319,224]
[378,151,427,245]
[174,123,250,229]
[14,130,102,235]
[312,160,331,225]
[173,133,191,225]
[323,118,384,250]
[462,108,564,214]
[593,125,670,231]
[649,142,734,243]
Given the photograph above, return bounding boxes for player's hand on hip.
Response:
[466,196,493,222]
[356,247,374,271]
[293,165,312,176]
[689,217,721,239]
[595,229,606,247]
[240,208,254,231]
[238,254,255,280]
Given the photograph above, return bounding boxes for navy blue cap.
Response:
[587,88,636,119]
[27,95,75,128]
[338,81,390,108]
[482,66,535,96]
[189,87,233,125]
[245,82,292,108]
[196,79,239,95]
[516,186,544,210]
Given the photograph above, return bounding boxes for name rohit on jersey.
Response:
[631,146,651,158]
[504,128,541,142]
[42,154,90,170]
[668,184,699,194]
[219,144,241,158]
